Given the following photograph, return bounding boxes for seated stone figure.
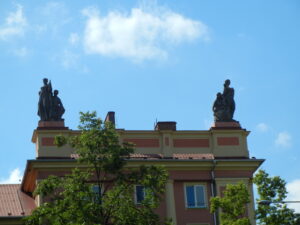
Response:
[212,79,236,122]
[213,92,230,122]
[51,90,65,121]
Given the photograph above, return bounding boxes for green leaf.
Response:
[210,182,251,225]
[24,111,170,225]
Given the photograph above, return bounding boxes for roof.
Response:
[70,153,215,160]
[0,184,36,217]
[129,153,215,160]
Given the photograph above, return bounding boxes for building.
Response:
[0,112,263,225]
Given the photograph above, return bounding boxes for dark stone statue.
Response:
[38,78,52,121]
[38,78,65,121]
[212,79,236,122]
[51,90,65,121]
[222,79,235,119]
[213,92,227,121]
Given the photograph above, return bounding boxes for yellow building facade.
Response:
[0,111,263,225]
[0,113,263,225]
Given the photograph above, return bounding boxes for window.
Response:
[92,185,101,194]
[92,185,101,202]
[185,184,206,208]
[135,185,145,204]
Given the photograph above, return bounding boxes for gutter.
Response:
[0,216,25,223]
[28,158,265,163]
[0,216,25,219]
[211,160,219,225]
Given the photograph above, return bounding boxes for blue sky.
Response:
[0,0,299,211]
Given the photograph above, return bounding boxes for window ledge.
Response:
[186,206,208,209]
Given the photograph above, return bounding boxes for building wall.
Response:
[174,181,214,225]
[24,160,260,225]
[32,129,250,159]
[23,126,263,225]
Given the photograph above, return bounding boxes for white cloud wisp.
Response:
[275,131,292,148]
[256,123,268,132]
[287,179,300,213]
[0,5,27,40]
[0,168,23,184]
[69,33,80,45]
[82,6,208,61]
[61,50,80,69]
[13,46,29,57]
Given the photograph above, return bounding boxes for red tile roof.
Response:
[173,153,214,159]
[70,153,214,160]
[0,184,36,217]
[129,153,214,160]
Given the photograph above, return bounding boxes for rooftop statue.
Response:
[38,78,52,121]
[51,90,65,121]
[212,79,236,122]
[38,78,65,121]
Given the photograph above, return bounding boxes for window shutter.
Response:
[186,185,195,207]
[195,185,205,207]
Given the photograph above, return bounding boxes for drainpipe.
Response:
[211,160,219,225]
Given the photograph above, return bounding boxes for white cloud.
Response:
[82,5,208,61]
[286,179,300,213]
[275,131,292,148]
[0,4,27,40]
[69,33,79,45]
[256,123,268,132]
[0,168,23,184]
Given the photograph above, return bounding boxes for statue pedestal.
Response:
[37,120,68,130]
[211,121,241,130]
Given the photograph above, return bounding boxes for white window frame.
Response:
[184,183,207,209]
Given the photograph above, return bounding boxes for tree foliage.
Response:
[24,111,170,225]
[210,182,251,225]
[253,169,300,225]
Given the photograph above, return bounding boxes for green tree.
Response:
[210,182,251,225]
[24,112,170,225]
[254,169,300,225]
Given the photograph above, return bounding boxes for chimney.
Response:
[155,121,176,131]
[105,111,115,125]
